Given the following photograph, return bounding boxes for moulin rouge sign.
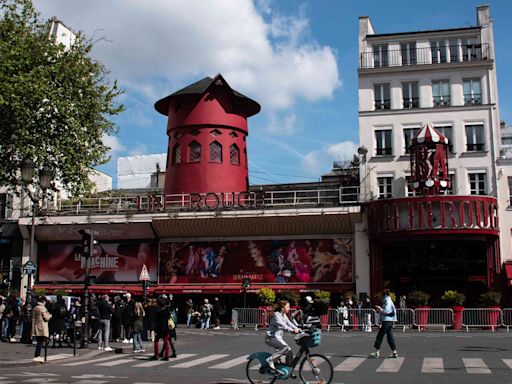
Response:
[367,196,499,235]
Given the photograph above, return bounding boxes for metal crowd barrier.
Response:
[462,308,503,332]
[413,308,453,332]
[231,308,267,330]
[327,308,376,332]
[502,309,512,332]
[396,309,415,332]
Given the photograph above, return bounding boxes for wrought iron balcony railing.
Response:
[464,93,482,105]
[360,43,489,69]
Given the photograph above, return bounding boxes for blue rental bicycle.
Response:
[246,321,333,384]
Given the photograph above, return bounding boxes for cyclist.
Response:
[265,300,300,371]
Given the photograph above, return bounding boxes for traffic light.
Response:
[242,278,252,289]
[79,229,98,257]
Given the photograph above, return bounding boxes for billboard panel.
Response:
[39,242,158,283]
[158,238,352,284]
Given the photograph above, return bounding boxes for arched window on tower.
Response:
[172,143,181,165]
[188,141,201,163]
[209,141,222,162]
[230,144,240,165]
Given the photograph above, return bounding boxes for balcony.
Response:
[464,93,482,106]
[433,97,451,107]
[403,97,419,109]
[466,143,485,152]
[374,99,390,110]
[360,43,489,69]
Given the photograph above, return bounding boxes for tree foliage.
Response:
[0,0,124,195]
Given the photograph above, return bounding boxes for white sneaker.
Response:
[104,347,113,352]
[140,349,145,353]
[98,346,104,350]
[129,338,133,343]
[9,337,16,342]
[33,356,44,363]
[266,357,276,371]
[122,339,129,344]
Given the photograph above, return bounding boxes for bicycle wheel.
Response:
[246,357,276,384]
[299,353,333,384]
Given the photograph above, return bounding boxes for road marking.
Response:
[502,359,512,369]
[96,358,137,366]
[463,358,491,374]
[376,357,405,372]
[62,354,125,366]
[20,380,60,383]
[171,354,229,368]
[209,355,249,369]
[133,354,197,367]
[334,357,366,371]
[46,354,74,361]
[421,357,444,373]
[72,381,109,384]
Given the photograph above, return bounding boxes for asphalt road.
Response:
[2,328,512,384]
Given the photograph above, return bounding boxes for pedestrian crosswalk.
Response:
[52,353,512,375]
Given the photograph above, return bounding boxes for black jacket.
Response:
[98,300,114,320]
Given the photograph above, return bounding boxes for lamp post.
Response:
[20,159,53,343]
[79,229,97,349]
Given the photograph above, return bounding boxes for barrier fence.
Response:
[232,307,512,332]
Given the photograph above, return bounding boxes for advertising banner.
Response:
[158,238,352,284]
[39,242,158,283]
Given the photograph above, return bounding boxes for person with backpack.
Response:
[51,295,68,346]
[151,295,176,360]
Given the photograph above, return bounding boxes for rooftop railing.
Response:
[45,186,361,216]
[360,43,489,69]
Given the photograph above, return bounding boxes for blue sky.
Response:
[34,0,512,187]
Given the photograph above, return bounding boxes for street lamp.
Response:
[20,158,53,330]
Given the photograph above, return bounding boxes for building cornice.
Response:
[358,59,493,76]
[359,103,495,117]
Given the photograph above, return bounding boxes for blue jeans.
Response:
[186,313,192,327]
[132,331,143,351]
[202,315,211,329]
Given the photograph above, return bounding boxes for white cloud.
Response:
[102,134,126,156]
[129,144,149,156]
[302,140,358,175]
[34,0,340,114]
[326,141,359,160]
[266,112,298,135]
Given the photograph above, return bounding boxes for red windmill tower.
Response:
[410,122,451,195]
[155,74,260,196]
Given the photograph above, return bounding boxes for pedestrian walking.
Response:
[132,301,145,352]
[31,296,52,363]
[201,299,212,329]
[111,296,123,341]
[97,294,114,351]
[212,297,224,329]
[369,289,398,358]
[185,298,194,328]
[148,298,158,341]
[151,295,176,361]
[122,293,135,343]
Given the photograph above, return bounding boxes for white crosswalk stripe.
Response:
[209,355,249,369]
[62,354,126,366]
[376,357,405,372]
[334,357,366,371]
[502,358,512,369]
[96,358,138,367]
[421,357,444,373]
[133,353,197,367]
[463,358,491,374]
[170,354,229,368]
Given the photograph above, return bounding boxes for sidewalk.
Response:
[0,338,148,368]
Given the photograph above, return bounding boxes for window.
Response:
[463,78,482,105]
[210,129,222,137]
[462,39,483,61]
[0,194,6,219]
[465,124,485,151]
[375,129,392,156]
[405,175,416,197]
[403,127,420,154]
[374,84,390,110]
[401,42,416,65]
[229,131,238,138]
[469,173,486,195]
[209,141,222,162]
[230,144,240,165]
[378,176,393,199]
[190,129,200,136]
[188,141,201,162]
[172,144,181,165]
[402,82,419,108]
[508,177,512,206]
[432,80,450,107]
[431,40,447,63]
[373,44,388,67]
[434,124,454,153]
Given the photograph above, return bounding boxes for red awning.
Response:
[505,263,512,286]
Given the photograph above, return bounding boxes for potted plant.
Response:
[479,291,501,331]
[314,290,331,329]
[257,288,276,328]
[441,290,466,330]
[408,290,430,330]
[277,289,300,307]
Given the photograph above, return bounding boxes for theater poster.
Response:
[158,238,352,284]
[39,242,158,283]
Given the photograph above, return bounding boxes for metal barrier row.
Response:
[461,308,502,332]
[231,308,267,330]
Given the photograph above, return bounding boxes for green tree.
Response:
[0,0,123,195]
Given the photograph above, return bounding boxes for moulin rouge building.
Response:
[16,5,511,306]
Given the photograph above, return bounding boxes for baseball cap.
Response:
[305,296,313,303]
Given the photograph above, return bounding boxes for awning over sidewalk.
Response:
[504,263,512,286]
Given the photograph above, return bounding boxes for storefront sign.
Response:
[367,196,498,235]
